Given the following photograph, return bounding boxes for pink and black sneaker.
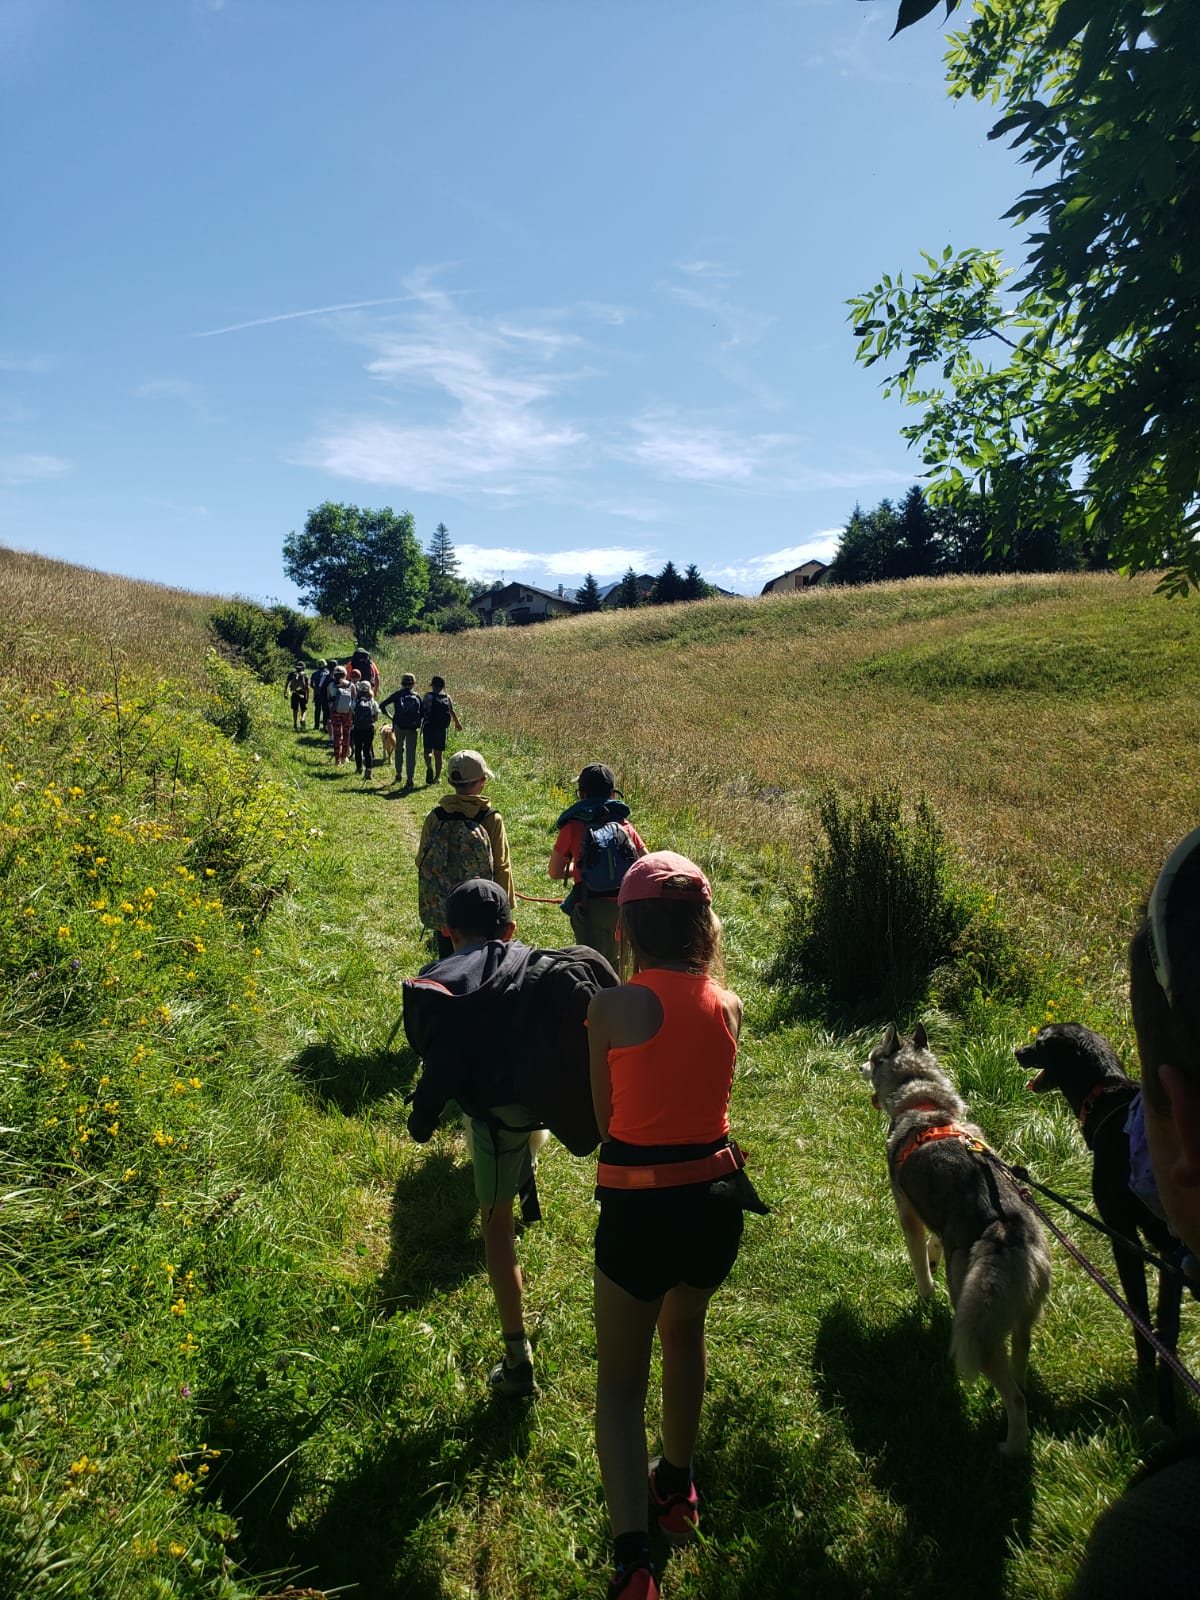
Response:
[606,1557,659,1599]
[649,1456,699,1543]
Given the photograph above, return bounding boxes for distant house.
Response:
[760,560,828,595]
[470,581,580,627]
[598,574,656,608]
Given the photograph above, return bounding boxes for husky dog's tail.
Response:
[950,1215,1052,1379]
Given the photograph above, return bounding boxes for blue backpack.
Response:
[578,814,638,894]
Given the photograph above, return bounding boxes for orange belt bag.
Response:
[596,1143,742,1191]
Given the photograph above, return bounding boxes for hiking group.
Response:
[283,669,1200,1596]
[301,649,463,786]
[406,750,767,1600]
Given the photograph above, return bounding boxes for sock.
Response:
[613,1531,651,1571]
[503,1332,532,1368]
[653,1455,693,1496]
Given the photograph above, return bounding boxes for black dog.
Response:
[1016,1021,1183,1425]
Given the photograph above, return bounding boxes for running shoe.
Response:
[649,1456,699,1542]
[606,1558,658,1599]
[488,1358,537,1399]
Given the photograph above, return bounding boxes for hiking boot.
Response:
[488,1358,536,1399]
[606,1558,658,1599]
[649,1457,699,1543]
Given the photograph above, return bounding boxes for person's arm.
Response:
[547,824,573,882]
[451,702,463,731]
[378,690,397,716]
[587,988,615,1140]
[721,986,743,1044]
[486,811,516,904]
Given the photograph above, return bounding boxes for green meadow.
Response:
[2,549,1198,1599]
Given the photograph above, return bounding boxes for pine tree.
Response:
[616,567,642,608]
[428,522,459,582]
[682,563,710,601]
[651,559,684,605]
[425,521,469,615]
[577,572,603,612]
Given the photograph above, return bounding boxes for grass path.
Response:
[202,710,1195,1600]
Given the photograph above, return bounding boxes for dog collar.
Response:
[1078,1081,1131,1134]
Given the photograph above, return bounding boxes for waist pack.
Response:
[402,944,618,1155]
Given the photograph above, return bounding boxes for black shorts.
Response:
[594,1181,744,1302]
[423,727,448,753]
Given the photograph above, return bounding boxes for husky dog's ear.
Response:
[912,1021,928,1050]
[880,1023,898,1055]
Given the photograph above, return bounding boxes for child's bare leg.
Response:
[481,1202,522,1338]
[595,1266,662,1537]
[657,1283,714,1470]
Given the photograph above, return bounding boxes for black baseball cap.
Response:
[444,878,512,935]
[577,762,616,797]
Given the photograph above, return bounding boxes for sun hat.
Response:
[578,762,617,798]
[401,672,416,687]
[444,877,512,935]
[448,750,493,785]
[618,850,711,906]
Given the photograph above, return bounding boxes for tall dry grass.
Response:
[0,543,217,689]
[382,571,1200,963]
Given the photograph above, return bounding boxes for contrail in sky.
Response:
[192,296,418,337]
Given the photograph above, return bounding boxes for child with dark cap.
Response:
[405,878,545,1399]
[548,763,647,968]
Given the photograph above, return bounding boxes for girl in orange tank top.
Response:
[586,851,751,1600]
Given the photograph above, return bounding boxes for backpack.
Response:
[331,682,355,715]
[350,648,374,679]
[391,689,423,730]
[424,691,453,732]
[417,807,494,929]
[402,943,617,1154]
[352,696,378,730]
[578,813,639,894]
[287,671,308,695]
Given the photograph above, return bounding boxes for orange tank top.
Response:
[607,969,736,1146]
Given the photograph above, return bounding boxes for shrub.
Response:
[202,650,270,744]
[774,785,1029,1011]
[271,602,325,660]
[426,601,480,634]
[209,598,287,683]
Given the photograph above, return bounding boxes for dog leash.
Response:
[514,891,564,905]
[984,1150,1200,1405]
[1005,1165,1191,1285]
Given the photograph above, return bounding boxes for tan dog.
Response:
[380,723,397,761]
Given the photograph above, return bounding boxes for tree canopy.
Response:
[577,573,603,612]
[853,0,1199,593]
[282,503,428,647]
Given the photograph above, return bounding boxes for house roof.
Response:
[760,559,828,595]
[470,580,580,611]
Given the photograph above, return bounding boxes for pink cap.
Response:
[618,850,711,906]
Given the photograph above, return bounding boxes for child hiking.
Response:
[284,663,309,731]
[379,671,424,788]
[404,880,546,1398]
[586,851,767,1600]
[350,680,380,777]
[326,667,355,767]
[421,675,463,786]
[415,750,515,958]
[549,762,647,968]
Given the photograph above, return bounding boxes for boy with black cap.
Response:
[548,763,647,968]
[405,878,544,1399]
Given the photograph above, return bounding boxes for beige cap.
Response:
[448,749,493,784]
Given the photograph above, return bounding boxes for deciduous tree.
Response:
[854,0,1200,593]
[282,503,428,647]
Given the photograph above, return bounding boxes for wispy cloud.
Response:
[299,276,589,495]
[192,295,421,338]
[0,352,54,373]
[144,495,209,518]
[629,414,783,485]
[454,542,650,585]
[0,451,73,484]
[136,377,218,422]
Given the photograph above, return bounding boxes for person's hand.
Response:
[407,1107,438,1143]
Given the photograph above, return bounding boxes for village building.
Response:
[760,559,828,595]
[469,581,580,627]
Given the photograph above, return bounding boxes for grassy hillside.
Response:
[2,552,1198,1599]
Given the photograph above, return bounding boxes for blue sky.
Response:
[1,0,1028,601]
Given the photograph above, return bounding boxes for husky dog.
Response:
[866,1023,1053,1454]
[1017,1021,1183,1424]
